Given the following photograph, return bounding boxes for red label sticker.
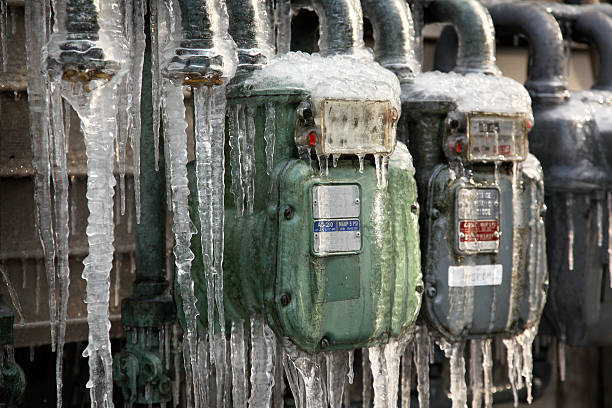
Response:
[459,220,499,242]
[493,145,512,155]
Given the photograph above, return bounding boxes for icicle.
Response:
[25,0,56,350]
[567,194,574,271]
[369,346,387,408]
[283,349,304,408]
[130,0,146,223]
[49,82,71,408]
[229,105,244,215]
[1,0,7,72]
[0,264,25,324]
[317,154,329,177]
[357,153,365,173]
[113,256,121,307]
[70,176,78,235]
[608,192,612,288]
[264,102,276,176]
[597,198,603,247]
[163,81,201,407]
[249,316,276,408]
[374,155,389,189]
[384,340,403,408]
[438,340,467,408]
[481,339,493,408]
[150,0,161,171]
[35,261,41,314]
[274,0,292,53]
[29,346,35,363]
[172,325,181,407]
[558,341,566,382]
[401,342,413,408]
[20,259,27,289]
[197,335,210,407]
[285,342,325,408]
[516,327,537,404]
[347,350,354,384]
[244,105,257,214]
[414,326,430,408]
[470,340,484,408]
[502,337,521,407]
[273,346,285,408]
[325,351,348,408]
[332,154,340,168]
[362,348,372,408]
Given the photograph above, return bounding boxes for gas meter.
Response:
[400,72,548,341]
[187,53,423,352]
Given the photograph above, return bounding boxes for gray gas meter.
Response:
[400,71,548,341]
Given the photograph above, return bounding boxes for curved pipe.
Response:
[310,0,366,56]
[166,0,236,80]
[574,11,612,91]
[226,0,274,71]
[425,0,498,75]
[488,2,569,100]
[360,0,420,81]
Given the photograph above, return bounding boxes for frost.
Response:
[249,316,277,408]
[503,327,538,406]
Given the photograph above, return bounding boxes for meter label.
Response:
[448,264,503,287]
[456,187,500,253]
[313,219,361,254]
[312,184,361,254]
[467,115,526,161]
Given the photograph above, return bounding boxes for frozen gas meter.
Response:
[400,72,547,341]
[188,52,423,352]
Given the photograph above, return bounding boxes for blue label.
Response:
[314,220,337,232]
[314,219,360,232]
[337,219,360,231]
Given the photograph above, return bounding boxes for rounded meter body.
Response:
[399,72,548,341]
[187,52,423,352]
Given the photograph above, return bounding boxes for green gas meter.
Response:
[400,72,548,341]
[187,53,423,352]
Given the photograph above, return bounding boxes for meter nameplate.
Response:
[456,187,500,253]
[320,99,394,155]
[467,114,526,161]
[448,264,503,287]
[312,185,360,219]
[312,184,361,254]
[313,219,361,253]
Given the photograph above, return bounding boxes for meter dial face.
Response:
[467,114,526,161]
[455,187,500,254]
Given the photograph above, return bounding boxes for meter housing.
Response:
[186,85,422,352]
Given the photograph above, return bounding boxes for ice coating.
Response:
[404,71,532,117]
[245,51,401,112]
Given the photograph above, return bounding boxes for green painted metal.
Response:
[114,16,175,405]
[184,77,423,351]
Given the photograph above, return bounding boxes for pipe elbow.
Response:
[488,2,568,100]
[310,0,367,57]
[574,11,612,91]
[360,0,420,81]
[426,0,498,75]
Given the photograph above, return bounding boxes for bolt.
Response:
[280,293,291,307]
[451,119,459,129]
[283,206,293,220]
[426,286,437,298]
[355,198,360,204]
[431,208,440,219]
[416,284,424,294]
[411,203,419,214]
[356,232,360,237]
[542,282,549,292]
[320,337,330,349]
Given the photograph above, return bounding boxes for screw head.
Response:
[283,206,293,220]
[320,337,330,349]
[426,286,437,298]
[451,119,459,129]
[411,203,419,214]
[280,293,291,307]
[431,208,440,219]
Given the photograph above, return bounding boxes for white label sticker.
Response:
[448,264,503,287]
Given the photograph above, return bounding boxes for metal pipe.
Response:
[425,0,498,75]
[310,0,366,56]
[226,0,274,71]
[574,11,612,91]
[166,0,235,82]
[488,2,569,101]
[360,0,420,82]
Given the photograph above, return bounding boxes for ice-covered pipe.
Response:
[425,0,498,75]
[226,0,274,72]
[164,0,236,84]
[574,11,612,91]
[310,0,367,56]
[47,0,117,79]
[360,0,420,82]
[488,3,569,101]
